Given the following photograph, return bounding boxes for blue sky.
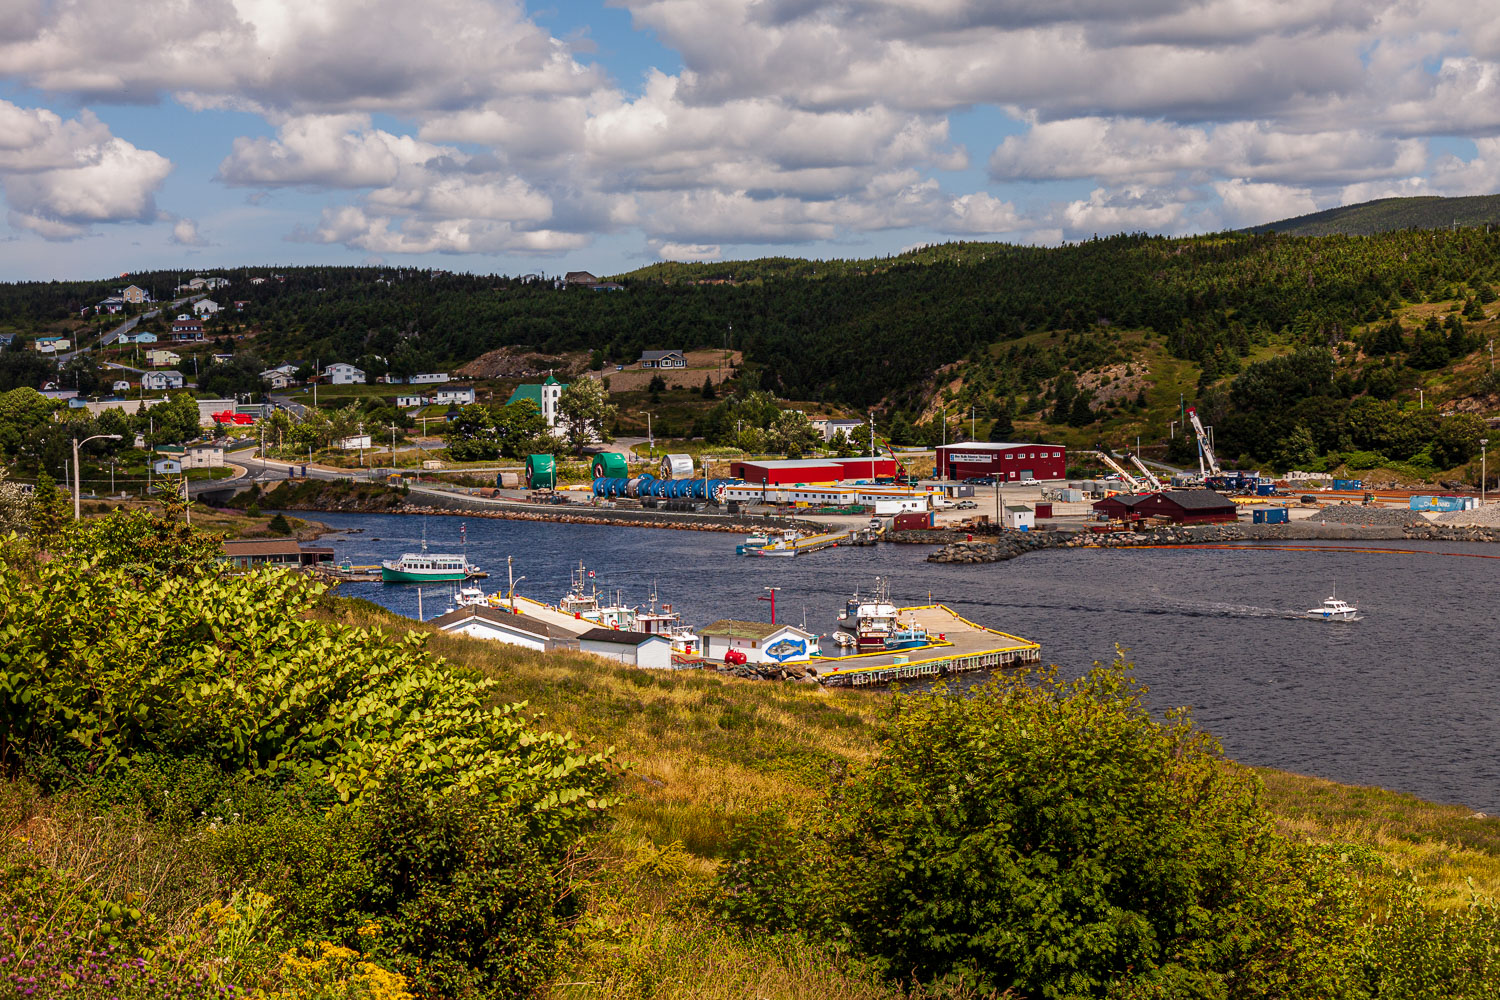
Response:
[0,0,1497,280]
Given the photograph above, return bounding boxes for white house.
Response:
[700,621,819,664]
[141,370,185,391]
[263,372,294,390]
[1004,504,1035,531]
[408,372,448,384]
[153,459,182,475]
[431,385,474,405]
[811,418,868,442]
[638,349,686,369]
[111,380,132,393]
[323,363,366,385]
[430,606,579,652]
[192,298,220,316]
[185,444,225,469]
[396,394,427,408]
[578,628,675,669]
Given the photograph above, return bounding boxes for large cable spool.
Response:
[592,452,629,480]
[525,454,555,490]
[660,453,694,480]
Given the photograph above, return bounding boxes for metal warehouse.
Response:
[935,442,1067,481]
[729,458,845,485]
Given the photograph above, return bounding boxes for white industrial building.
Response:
[577,629,675,669]
[700,621,818,664]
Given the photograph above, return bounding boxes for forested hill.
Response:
[1243,194,1500,236]
[6,229,1500,413]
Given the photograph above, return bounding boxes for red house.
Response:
[1129,491,1238,524]
[936,442,1067,482]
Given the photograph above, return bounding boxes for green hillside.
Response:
[1243,193,1500,236]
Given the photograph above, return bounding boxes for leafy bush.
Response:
[718,658,1395,998]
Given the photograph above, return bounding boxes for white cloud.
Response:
[297,205,590,256]
[0,101,172,239]
[652,241,722,261]
[218,115,456,189]
[1211,179,1319,228]
[1061,186,1195,236]
[171,217,208,246]
[0,0,600,115]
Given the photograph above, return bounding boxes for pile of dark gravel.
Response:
[1312,503,1423,527]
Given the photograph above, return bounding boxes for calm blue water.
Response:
[301,511,1500,811]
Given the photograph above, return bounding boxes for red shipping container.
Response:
[1035,502,1053,519]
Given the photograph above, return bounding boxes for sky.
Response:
[1,0,1498,280]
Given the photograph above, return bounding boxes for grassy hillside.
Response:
[1244,194,1500,236]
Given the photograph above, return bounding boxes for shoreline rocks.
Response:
[927,520,1500,563]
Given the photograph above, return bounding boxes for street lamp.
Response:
[1414,386,1424,410]
[72,433,122,519]
[1482,438,1489,507]
[639,411,654,458]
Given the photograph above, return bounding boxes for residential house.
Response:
[141,370,185,391]
[0,334,13,348]
[323,362,365,385]
[250,277,267,286]
[192,298,220,316]
[396,394,427,408]
[262,372,294,390]
[431,385,475,405]
[153,459,182,475]
[145,349,181,367]
[123,331,158,345]
[429,606,580,652]
[233,300,250,310]
[96,297,125,314]
[563,270,599,285]
[638,349,685,369]
[111,380,132,393]
[505,375,565,430]
[34,337,69,354]
[171,316,205,341]
[211,353,234,364]
[185,444,225,468]
[39,389,79,401]
[408,372,448,384]
[121,285,151,304]
[589,282,625,292]
[700,621,819,664]
[810,417,867,442]
[577,629,674,669]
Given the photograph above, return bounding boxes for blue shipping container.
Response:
[1253,508,1290,524]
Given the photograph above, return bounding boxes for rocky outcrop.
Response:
[705,660,820,682]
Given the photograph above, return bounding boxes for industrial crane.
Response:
[1185,406,1222,477]
[1125,452,1163,491]
[1095,450,1142,491]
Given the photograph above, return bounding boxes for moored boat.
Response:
[381,551,479,583]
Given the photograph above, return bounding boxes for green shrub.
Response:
[717,657,1378,998]
[1342,450,1385,470]
[268,513,291,534]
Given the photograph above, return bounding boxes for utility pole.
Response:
[970,406,975,441]
[758,586,780,624]
[1482,438,1489,507]
[72,433,122,518]
[868,411,876,481]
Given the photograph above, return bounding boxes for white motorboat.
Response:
[1306,589,1359,620]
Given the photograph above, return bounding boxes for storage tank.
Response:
[660,453,694,480]
[495,470,521,489]
[592,452,629,480]
[525,454,555,490]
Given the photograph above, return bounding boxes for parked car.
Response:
[964,475,996,485]
[955,500,978,510]
[1020,477,1041,486]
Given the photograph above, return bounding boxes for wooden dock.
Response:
[815,604,1040,687]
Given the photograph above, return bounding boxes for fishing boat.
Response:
[883,620,932,650]
[554,561,638,629]
[633,585,701,654]
[836,578,900,651]
[740,529,804,557]
[1306,589,1359,621]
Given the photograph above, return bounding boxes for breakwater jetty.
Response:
[927,520,1500,564]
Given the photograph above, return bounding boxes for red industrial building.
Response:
[935,442,1067,482]
[1093,490,1238,524]
[728,457,898,484]
[729,458,845,485]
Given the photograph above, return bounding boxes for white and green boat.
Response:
[380,550,478,583]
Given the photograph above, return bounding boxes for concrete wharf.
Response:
[814,604,1041,687]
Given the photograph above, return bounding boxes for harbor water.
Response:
[302,511,1500,812]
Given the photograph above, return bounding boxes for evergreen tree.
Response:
[988,407,1014,441]
[268,513,292,535]
[701,376,716,400]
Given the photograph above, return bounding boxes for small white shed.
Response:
[429,606,577,652]
[578,629,675,669]
[1004,504,1035,530]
